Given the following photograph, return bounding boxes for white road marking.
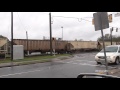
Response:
[0,60,117,78]
[66,61,75,63]
[55,60,98,67]
[75,60,95,62]
[6,67,11,69]
[72,63,79,64]
[79,63,99,67]
[49,67,51,69]
[0,69,44,78]
[56,60,96,63]
[55,60,115,68]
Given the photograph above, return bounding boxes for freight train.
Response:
[0,37,119,56]
[12,39,119,55]
[13,39,68,55]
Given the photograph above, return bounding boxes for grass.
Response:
[0,54,71,64]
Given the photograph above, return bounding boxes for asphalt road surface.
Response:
[0,52,120,78]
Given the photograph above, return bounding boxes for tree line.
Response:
[97,35,120,42]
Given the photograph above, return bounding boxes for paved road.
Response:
[0,52,120,78]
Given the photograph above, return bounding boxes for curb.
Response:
[0,56,72,68]
[0,60,51,68]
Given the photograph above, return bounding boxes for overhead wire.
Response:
[52,15,93,23]
[17,12,28,32]
[17,12,120,29]
[17,12,49,39]
[17,12,120,36]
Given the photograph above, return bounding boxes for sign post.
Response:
[93,12,109,75]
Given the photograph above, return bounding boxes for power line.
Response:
[39,12,49,15]
[17,12,46,36]
[52,15,80,19]
[17,12,119,29]
[17,12,117,24]
[52,15,93,19]
[17,12,28,32]
[52,15,93,22]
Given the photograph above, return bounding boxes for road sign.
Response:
[93,12,109,31]
[92,14,112,25]
[115,13,120,17]
[93,12,109,75]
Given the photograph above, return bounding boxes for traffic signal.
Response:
[92,14,112,25]
[116,28,118,32]
[111,27,113,32]
[52,37,56,41]
[52,38,54,40]
[108,14,112,23]
[92,19,94,25]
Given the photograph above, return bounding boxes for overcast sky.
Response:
[0,12,120,41]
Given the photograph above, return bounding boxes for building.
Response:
[0,35,9,55]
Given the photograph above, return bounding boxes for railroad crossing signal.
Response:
[92,14,112,25]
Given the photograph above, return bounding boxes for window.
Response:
[100,46,118,52]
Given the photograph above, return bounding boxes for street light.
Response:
[61,26,63,40]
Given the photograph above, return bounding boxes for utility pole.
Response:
[11,12,13,62]
[49,12,52,56]
[26,31,29,55]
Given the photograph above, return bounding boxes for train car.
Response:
[13,39,119,55]
[13,39,50,54]
[99,41,117,50]
[116,42,120,45]
[66,41,98,52]
[53,40,68,54]
[66,41,118,53]
[13,39,68,55]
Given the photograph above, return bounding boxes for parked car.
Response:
[95,45,120,65]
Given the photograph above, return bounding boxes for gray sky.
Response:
[0,12,120,41]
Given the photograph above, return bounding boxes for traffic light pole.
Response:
[49,12,52,56]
